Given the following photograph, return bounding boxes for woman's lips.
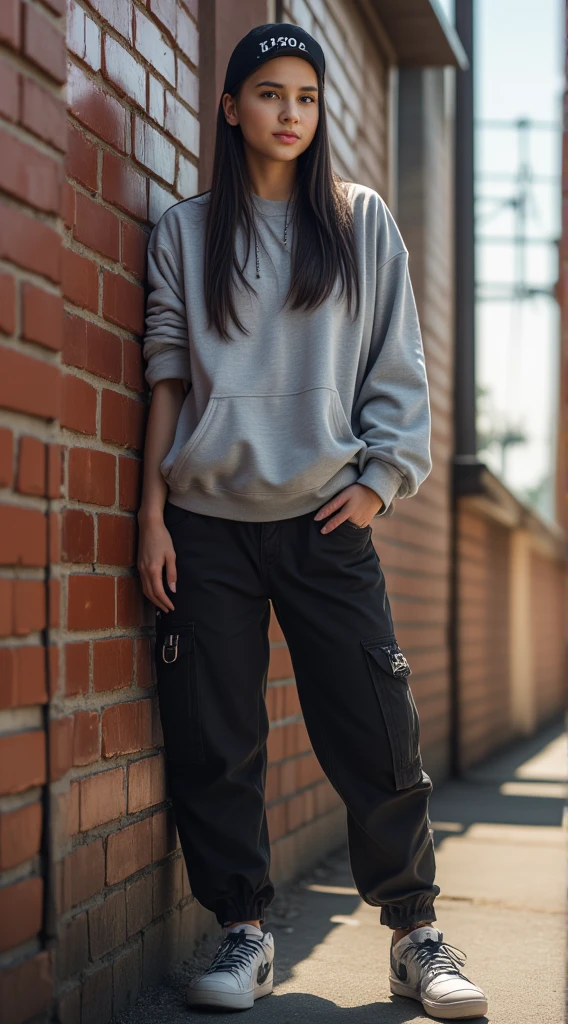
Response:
[272,133,299,144]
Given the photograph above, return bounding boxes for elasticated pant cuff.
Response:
[380,894,437,930]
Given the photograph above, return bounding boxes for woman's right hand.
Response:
[137,512,177,613]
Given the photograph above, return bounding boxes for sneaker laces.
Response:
[407,937,469,983]
[205,931,265,980]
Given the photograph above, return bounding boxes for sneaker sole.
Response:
[390,979,488,1020]
[186,975,273,1010]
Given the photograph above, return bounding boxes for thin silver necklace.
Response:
[254,195,292,279]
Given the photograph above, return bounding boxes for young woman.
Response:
[138,22,488,1021]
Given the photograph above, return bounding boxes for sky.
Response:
[440,0,564,521]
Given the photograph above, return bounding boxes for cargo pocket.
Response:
[154,619,205,764]
[361,635,422,790]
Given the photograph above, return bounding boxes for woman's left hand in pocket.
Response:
[313,483,384,533]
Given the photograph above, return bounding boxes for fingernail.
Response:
[169,582,176,592]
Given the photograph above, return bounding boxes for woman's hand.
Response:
[137,511,178,613]
[313,483,384,533]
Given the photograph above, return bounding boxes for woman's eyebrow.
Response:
[254,80,318,92]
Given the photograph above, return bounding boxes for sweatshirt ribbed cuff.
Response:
[357,458,405,518]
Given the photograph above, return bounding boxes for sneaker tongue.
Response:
[408,926,442,944]
[224,923,263,938]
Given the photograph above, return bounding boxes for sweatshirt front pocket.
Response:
[164,387,363,497]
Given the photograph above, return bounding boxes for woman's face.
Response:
[223,56,320,163]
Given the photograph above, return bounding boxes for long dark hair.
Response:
[203,70,361,341]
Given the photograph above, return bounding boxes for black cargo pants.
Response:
[154,497,439,930]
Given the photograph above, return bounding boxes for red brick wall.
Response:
[530,551,567,725]
[456,508,515,769]
[0,0,67,1019]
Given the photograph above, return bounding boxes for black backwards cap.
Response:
[222,22,326,98]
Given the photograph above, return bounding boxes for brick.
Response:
[62,247,99,312]
[57,985,80,1024]
[177,59,198,112]
[151,807,177,861]
[65,641,90,696]
[0,61,19,121]
[0,506,47,566]
[153,857,182,916]
[112,941,142,1014]
[21,77,67,151]
[123,338,145,393]
[0,731,46,795]
[134,9,175,86]
[178,152,198,199]
[23,3,66,83]
[121,221,148,280]
[48,510,61,565]
[82,961,112,1024]
[13,580,46,636]
[74,192,120,260]
[67,62,128,153]
[0,274,16,335]
[0,875,43,952]
[133,116,175,184]
[267,802,286,841]
[0,802,42,870]
[68,447,116,506]
[149,179,175,223]
[102,698,152,758]
[57,912,88,981]
[66,123,98,191]
[103,34,146,108]
[47,442,63,498]
[67,574,115,630]
[176,5,198,66]
[0,0,20,50]
[84,0,132,43]
[164,93,199,155]
[0,427,14,487]
[101,390,145,449]
[0,205,61,283]
[103,272,145,335]
[128,754,166,813]
[118,455,141,510]
[0,579,12,637]
[0,126,62,214]
[102,150,147,220]
[80,767,125,830]
[148,75,164,126]
[0,644,47,708]
[116,575,145,629]
[126,874,152,936]
[61,374,97,435]
[0,951,52,1024]
[73,710,100,764]
[147,0,176,39]
[62,176,74,225]
[62,509,95,563]
[106,815,151,884]
[84,11,101,71]
[69,781,80,835]
[17,436,45,495]
[135,637,152,688]
[49,715,74,781]
[68,838,105,905]
[84,321,122,382]
[92,636,133,690]
[21,282,63,351]
[89,888,126,958]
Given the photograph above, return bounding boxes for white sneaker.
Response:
[185,923,274,1010]
[389,925,488,1019]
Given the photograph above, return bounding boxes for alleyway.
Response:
[111,720,566,1024]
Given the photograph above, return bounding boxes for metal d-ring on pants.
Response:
[153,498,440,930]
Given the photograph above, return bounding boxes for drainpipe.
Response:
[451,0,476,777]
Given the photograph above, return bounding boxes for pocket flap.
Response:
[361,636,412,678]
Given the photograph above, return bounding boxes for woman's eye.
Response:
[260,91,315,103]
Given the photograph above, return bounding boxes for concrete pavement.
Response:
[110,718,567,1024]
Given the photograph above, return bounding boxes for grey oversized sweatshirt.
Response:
[142,183,432,521]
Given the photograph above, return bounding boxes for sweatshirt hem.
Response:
[165,465,363,522]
